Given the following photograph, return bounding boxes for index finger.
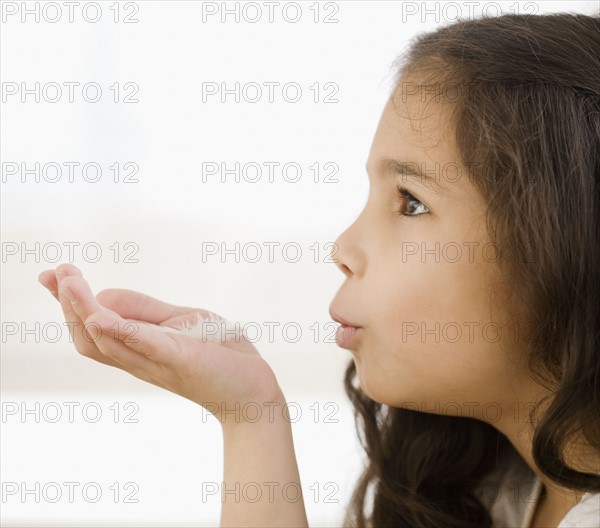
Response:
[86,310,189,367]
[95,288,199,324]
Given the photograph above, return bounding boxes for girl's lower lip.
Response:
[335,324,362,348]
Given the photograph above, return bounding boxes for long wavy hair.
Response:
[343,12,600,527]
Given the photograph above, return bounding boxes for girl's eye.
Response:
[395,184,429,217]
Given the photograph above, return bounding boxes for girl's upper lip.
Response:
[329,308,362,328]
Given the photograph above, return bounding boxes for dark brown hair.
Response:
[343,12,600,527]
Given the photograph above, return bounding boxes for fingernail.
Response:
[60,287,76,304]
[55,271,66,281]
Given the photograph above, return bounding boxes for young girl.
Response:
[39,12,599,528]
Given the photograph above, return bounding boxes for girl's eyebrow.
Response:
[367,157,453,196]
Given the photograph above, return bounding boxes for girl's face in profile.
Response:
[330,83,535,420]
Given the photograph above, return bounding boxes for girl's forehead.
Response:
[372,97,461,169]
[387,88,457,141]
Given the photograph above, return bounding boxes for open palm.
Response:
[38,263,283,425]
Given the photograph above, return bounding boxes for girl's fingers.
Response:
[56,281,97,359]
[43,264,241,381]
[37,268,120,369]
[93,289,257,354]
[84,311,163,376]
[40,264,160,378]
[94,288,216,325]
[86,310,185,368]
[59,274,120,322]
[63,275,179,366]
[39,263,82,301]
[55,262,83,282]
[38,269,59,300]
[52,266,123,370]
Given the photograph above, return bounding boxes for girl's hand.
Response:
[38,263,283,426]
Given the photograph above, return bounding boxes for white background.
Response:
[1,1,597,526]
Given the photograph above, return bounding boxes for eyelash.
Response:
[395,184,430,217]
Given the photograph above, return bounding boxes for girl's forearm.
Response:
[219,397,309,528]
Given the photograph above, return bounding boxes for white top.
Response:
[558,491,600,528]
[474,450,600,527]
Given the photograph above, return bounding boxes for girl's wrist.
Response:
[217,391,290,433]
